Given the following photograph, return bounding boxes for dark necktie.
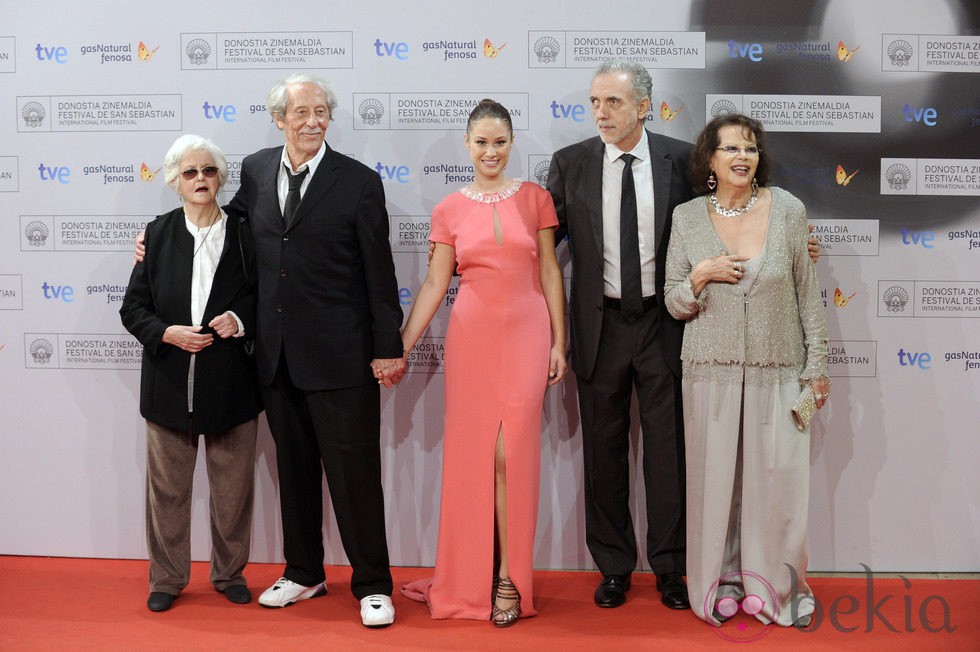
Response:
[283,166,308,228]
[618,153,643,319]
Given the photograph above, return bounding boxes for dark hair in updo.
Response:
[466,98,513,136]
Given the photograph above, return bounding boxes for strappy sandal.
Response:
[491,577,521,628]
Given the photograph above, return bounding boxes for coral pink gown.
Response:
[401,180,559,619]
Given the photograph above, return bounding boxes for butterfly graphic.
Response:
[140,163,162,182]
[834,288,857,308]
[837,40,860,62]
[660,101,682,121]
[138,41,160,61]
[483,38,506,59]
[835,164,859,186]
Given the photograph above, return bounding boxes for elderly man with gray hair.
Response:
[228,73,404,626]
[547,59,693,612]
[136,73,403,625]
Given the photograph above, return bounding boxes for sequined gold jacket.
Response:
[663,187,828,383]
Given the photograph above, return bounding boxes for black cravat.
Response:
[618,153,642,319]
[283,166,309,228]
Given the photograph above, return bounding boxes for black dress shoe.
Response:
[147,591,176,612]
[655,572,690,610]
[221,584,252,604]
[594,575,631,608]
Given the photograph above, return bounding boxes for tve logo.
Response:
[902,103,938,126]
[35,43,68,63]
[398,287,413,305]
[375,162,410,183]
[901,228,935,248]
[374,39,409,60]
[897,347,931,369]
[728,40,763,62]
[550,100,586,122]
[41,281,75,303]
[38,163,71,184]
[202,101,237,123]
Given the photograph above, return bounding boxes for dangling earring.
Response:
[706,170,717,191]
[751,177,759,192]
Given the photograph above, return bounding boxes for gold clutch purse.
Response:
[791,385,817,432]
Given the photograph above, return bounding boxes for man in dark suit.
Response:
[225,73,404,627]
[548,60,692,611]
[548,61,821,612]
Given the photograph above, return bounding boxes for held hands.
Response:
[208,311,239,339]
[547,345,568,386]
[162,325,213,353]
[372,357,406,388]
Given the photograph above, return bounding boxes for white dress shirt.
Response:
[184,209,227,413]
[187,210,226,328]
[277,141,326,212]
[601,129,656,299]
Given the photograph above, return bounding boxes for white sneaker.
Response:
[258,577,326,608]
[360,594,395,627]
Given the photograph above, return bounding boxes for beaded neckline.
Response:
[458,178,524,204]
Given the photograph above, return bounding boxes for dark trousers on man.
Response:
[577,300,686,578]
[261,352,393,600]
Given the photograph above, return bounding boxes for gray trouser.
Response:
[145,418,257,595]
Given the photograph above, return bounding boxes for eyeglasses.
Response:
[180,166,220,180]
[716,146,761,156]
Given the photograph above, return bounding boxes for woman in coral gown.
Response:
[400,99,567,627]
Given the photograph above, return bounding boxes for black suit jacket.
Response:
[120,207,261,434]
[226,144,403,390]
[548,130,693,381]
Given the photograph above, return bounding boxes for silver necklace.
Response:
[708,186,758,218]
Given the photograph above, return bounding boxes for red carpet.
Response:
[0,556,976,650]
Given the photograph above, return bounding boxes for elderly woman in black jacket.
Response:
[121,134,261,612]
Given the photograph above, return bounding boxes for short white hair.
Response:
[162,134,228,191]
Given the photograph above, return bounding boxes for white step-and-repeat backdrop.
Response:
[1,1,977,572]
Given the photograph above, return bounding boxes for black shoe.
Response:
[147,591,176,612]
[221,584,252,604]
[594,575,631,608]
[655,572,690,610]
